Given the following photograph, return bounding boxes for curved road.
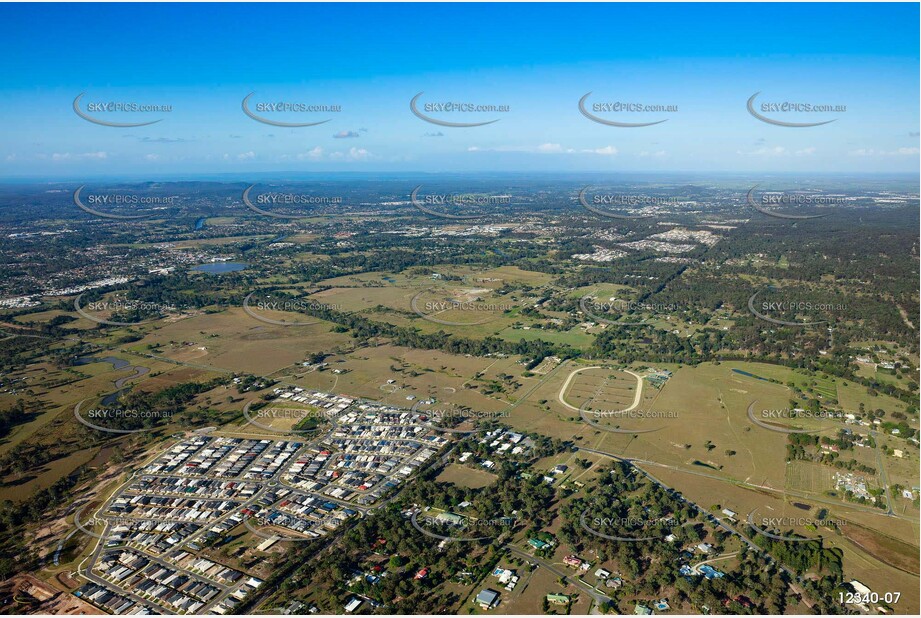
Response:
[558,366,643,412]
[691,552,738,575]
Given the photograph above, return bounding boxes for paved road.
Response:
[75,438,291,614]
[577,445,903,523]
[68,344,841,613]
[507,546,611,606]
[53,528,79,566]
[580,445,834,608]
[574,446,792,574]
[71,390,456,614]
[870,429,895,515]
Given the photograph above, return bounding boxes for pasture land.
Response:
[436,464,498,489]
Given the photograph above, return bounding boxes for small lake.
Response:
[194,217,206,230]
[191,262,249,274]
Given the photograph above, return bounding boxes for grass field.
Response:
[127,307,353,377]
[3,261,915,613]
[308,266,592,344]
[564,368,639,411]
[500,359,914,501]
[436,464,498,489]
[287,344,522,412]
[491,564,576,615]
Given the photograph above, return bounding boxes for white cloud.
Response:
[536,143,566,153]
[144,154,160,161]
[583,145,618,156]
[51,151,108,161]
[302,146,323,160]
[849,147,920,156]
[737,146,787,157]
[330,147,372,161]
[467,143,615,155]
[739,145,814,157]
[237,151,255,161]
[279,147,325,162]
[348,147,370,160]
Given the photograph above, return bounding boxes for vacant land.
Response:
[436,464,498,489]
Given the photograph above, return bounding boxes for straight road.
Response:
[507,546,611,606]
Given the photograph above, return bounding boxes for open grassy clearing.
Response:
[285,344,521,412]
[126,307,353,376]
[502,360,913,505]
[436,464,498,489]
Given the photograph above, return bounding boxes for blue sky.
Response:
[1,2,918,177]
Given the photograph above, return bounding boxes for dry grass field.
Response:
[127,306,353,376]
[436,464,498,489]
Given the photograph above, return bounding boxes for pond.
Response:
[191,262,249,274]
